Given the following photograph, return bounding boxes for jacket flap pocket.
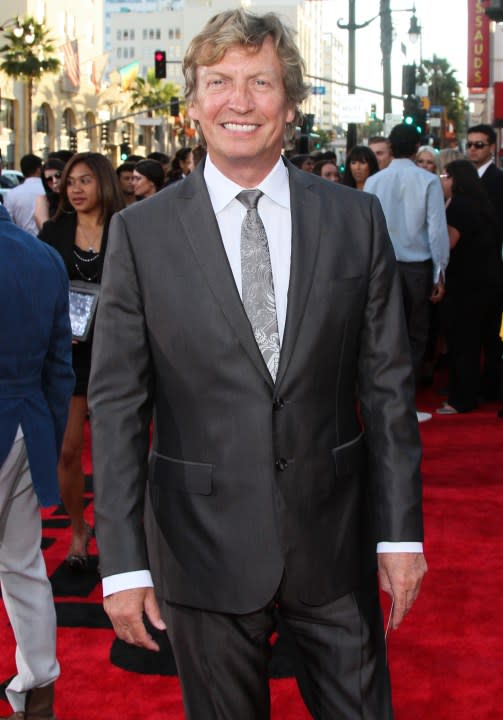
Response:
[331,433,365,476]
[153,452,213,495]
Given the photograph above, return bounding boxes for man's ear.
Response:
[187,101,199,123]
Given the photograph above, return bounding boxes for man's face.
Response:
[466,132,494,169]
[119,171,135,196]
[369,141,391,170]
[188,37,295,183]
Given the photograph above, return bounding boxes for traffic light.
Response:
[100,123,109,147]
[170,96,180,116]
[403,95,422,132]
[402,65,416,96]
[485,0,503,21]
[154,50,166,79]
[120,143,131,161]
[370,103,377,120]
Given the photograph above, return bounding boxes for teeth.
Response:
[223,123,257,132]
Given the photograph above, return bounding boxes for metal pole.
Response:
[346,0,357,152]
[380,0,393,116]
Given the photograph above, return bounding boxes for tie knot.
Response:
[236,189,263,210]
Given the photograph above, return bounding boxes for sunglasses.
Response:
[45,173,61,183]
[466,141,490,149]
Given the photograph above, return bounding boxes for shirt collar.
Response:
[477,159,493,178]
[204,154,290,213]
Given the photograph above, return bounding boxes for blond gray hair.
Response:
[183,9,310,112]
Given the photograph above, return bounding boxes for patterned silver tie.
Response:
[237,189,280,382]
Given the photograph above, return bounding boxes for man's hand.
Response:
[378,552,427,630]
[430,281,445,303]
[104,587,167,652]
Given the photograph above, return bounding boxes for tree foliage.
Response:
[0,16,60,80]
[130,69,180,116]
[416,55,466,136]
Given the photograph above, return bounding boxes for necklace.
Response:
[77,223,101,253]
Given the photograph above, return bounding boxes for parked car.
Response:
[0,170,24,204]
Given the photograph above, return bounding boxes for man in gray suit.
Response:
[89,10,427,719]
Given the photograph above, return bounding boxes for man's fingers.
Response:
[115,617,161,652]
[378,552,427,630]
[103,587,162,652]
[144,588,167,631]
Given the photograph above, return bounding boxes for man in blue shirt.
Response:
[365,124,449,420]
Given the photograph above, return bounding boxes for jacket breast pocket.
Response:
[151,452,214,495]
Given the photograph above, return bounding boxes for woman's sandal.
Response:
[66,522,93,570]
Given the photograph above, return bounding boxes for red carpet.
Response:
[1,386,502,719]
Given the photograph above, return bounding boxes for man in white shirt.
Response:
[365,124,449,422]
[3,154,44,237]
[368,135,392,170]
[89,10,427,719]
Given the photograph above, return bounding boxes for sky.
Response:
[330,0,468,115]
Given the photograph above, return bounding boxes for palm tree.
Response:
[130,70,180,153]
[416,56,466,142]
[0,16,60,153]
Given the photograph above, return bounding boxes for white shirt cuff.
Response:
[102,570,154,597]
[377,542,423,553]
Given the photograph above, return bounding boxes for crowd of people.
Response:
[0,8,501,719]
[289,124,503,421]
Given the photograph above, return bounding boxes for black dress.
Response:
[39,212,109,396]
[443,195,494,411]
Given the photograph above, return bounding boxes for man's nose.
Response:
[228,82,254,111]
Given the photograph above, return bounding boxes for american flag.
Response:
[61,40,80,92]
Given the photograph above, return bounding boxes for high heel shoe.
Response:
[65,521,93,570]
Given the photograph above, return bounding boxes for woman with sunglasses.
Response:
[437,159,497,414]
[39,153,124,567]
[34,159,65,230]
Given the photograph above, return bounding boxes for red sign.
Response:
[467,0,490,89]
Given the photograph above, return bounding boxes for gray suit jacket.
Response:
[89,160,423,614]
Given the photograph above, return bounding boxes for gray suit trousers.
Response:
[0,436,59,712]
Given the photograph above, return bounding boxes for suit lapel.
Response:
[176,165,274,387]
[275,165,321,388]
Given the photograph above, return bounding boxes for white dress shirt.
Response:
[4,176,44,237]
[102,155,421,597]
[477,159,493,178]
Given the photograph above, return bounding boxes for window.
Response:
[130,29,135,40]
[117,47,122,58]
[123,48,128,59]
[35,105,50,134]
[156,29,160,39]
[143,28,147,39]
[117,30,122,40]
[175,28,181,39]
[0,98,15,130]
[124,30,129,40]
[168,29,173,39]
[149,29,154,39]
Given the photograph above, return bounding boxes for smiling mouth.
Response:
[222,122,259,133]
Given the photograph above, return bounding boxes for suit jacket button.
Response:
[275,458,288,471]
[273,398,285,411]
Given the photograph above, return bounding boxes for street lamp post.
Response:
[338,2,421,150]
